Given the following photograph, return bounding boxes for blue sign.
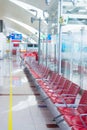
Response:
[47,34,51,40]
[11,33,22,41]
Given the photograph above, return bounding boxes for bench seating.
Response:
[24,59,87,130]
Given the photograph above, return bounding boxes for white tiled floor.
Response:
[0,56,60,130]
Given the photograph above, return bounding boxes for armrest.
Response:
[55,103,78,108]
[63,96,76,99]
[48,89,54,92]
[42,78,48,81]
[80,114,87,116]
[78,104,87,107]
[61,94,76,97]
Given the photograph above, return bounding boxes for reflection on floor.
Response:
[0,57,60,130]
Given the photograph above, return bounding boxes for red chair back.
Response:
[78,90,87,114]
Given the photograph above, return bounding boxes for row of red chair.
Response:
[25,61,50,80]
[20,51,38,62]
[25,59,87,130]
[57,90,87,130]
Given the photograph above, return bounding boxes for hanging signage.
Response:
[47,34,51,43]
[11,33,22,42]
[59,16,69,25]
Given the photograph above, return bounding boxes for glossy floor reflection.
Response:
[0,56,60,130]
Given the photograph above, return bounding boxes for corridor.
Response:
[0,56,59,130]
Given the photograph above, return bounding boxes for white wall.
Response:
[0,33,7,58]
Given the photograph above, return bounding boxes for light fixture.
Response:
[29,9,37,17]
[71,0,77,5]
[29,9,38,23]
[43,10,49,18]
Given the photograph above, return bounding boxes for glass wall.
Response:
[59,29,87,89]
[40,0,87,90]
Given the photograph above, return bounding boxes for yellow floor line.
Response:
[8,63,13,130]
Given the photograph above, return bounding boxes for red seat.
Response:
[43,74,62,91]
[72,125,87,130]
[50,83,80,104]
[26,62,50,80]
[37,72,58,88]
[47,79,71,99]
[59,90,87,128]
[45,76,66,95]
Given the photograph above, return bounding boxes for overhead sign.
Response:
[47,34,51,43]
[11,33,22,42]
[59,16,69,25]
[47,34,51,40]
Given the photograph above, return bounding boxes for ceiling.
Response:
[1,0,49,41]
[0,0,87,41]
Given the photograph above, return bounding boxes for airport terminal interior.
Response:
[0,0,87,130]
